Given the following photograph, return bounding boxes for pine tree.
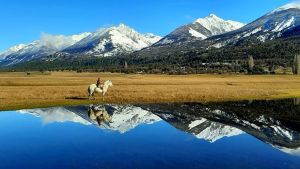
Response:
[248,56,254,72]
[235,60,240,73]
[292,54,300,75]
[124,61,128,70]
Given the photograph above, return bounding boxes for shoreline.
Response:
[1,96,300,112]
[1,72,300,111]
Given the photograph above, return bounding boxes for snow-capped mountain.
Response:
[152,111,244,143]
[154,14,244,46]
[210,2,300,47]
[18,104,161,134]
[0,24,160,66]
[194,14,245,36]
[0,44,26,60]
[63,24,161,57]
[208,108,298,143]
[103,105,161,133]
[270,2,300,14]
[18,107,91,125]
[0,32,91,66]
[141,99,300,156]
[188,118,243,142]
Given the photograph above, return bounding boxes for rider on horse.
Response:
[96,78,103,90]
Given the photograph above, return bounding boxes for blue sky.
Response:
[0,0,292,51]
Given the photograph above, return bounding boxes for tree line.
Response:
[2,36,300,75]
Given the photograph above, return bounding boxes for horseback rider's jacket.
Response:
[96,79,100,87]
[96,78,103,89]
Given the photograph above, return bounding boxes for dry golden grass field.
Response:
[1,71,300,110]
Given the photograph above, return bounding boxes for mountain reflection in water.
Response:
[17,98,300,157]
[141,98,300,156]
[19,104,161,133]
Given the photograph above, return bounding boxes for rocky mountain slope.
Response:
[209,3,300,48]
[154,14,244,46]
[0,24,160,66]
[63,24,161,57]
[0,32,91,66]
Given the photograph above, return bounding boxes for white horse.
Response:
[88,80,113,100]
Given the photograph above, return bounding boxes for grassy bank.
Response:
[1,71,300,110]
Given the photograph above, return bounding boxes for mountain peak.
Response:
[271,2,300,13]
[115,23,131,30]
[154,14,244,46]
[108,23,140,36]
[64,23,161,57]
[194,14,245,36]
[209,13,218,17]
[194,14,223,24]
[208,13,222,20]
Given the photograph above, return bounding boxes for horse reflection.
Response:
[88,105,112,126]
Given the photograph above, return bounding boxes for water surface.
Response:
[0,99,300,169]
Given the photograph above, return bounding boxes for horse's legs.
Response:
[102,92,106,101]
[88,92,95,100]
[88,87,93,100]
[88,87,96,100]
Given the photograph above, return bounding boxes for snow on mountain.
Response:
[273,16,295,32]
[0,44,26,60]
[189,28,207,38]
[104,105,161,133]
[188,119,207,129]
[18,105,161,134]
[153,109,244,143]
[188,118,244,143]
[276,146,300,156]
[144,33,162,44]
[63,24,162,57]
[194,14,245,36]
[0,32,91,66]
[271,2,300,14]
[208,108,298,142]
[142,102,300,156]
[18,107,91,125]
[154,14,244,46]
[209,3,300,48]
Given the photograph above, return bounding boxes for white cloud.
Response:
[38,32,90,50]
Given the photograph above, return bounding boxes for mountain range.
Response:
[0,32,91,65]
[63,24,161,57]
[153,14,244,46]
[207,3,300,48]
[140,99,300,156]
[136,3,300,57]
[0,24,161,66]
[1,2,300,69]
[0,13,244,66]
